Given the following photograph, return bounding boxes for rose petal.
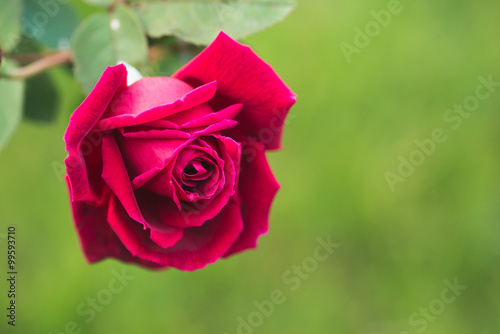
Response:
[67,176,162,269]
[102,77,194,118]
[192,119,238,137]
[68,133,107,206]
[224,138,279,257]
[142,119,179,129]
[117,134,187,179]
[108,195,244,270]
[165,103,214,126]
[137,179,230,228]
[215,134,241,191]
[126,138,204,197]
[131,167,164,190]
[184,160,208,178]
[101,134,148,227]
[174,32,296,149]
[64,64,127,204]
[97,81,217,130]
[178,103,243,129]
[150,226,183,249]
[120,128,191,139]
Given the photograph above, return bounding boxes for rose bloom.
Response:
[64,32,296,270]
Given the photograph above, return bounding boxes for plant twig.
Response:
[9,52,48,65]
[6,50,73,79]
[109,0,126,11]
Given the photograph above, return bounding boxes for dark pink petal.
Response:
[101,134,147,227]
[102,77,194,118]
[64,64,127,204]
[117,134,187,179]
[67,133,107,207]
[192,119,238,137]
[107,195,151,258]
[139,165,178,200]
[224,138,279,257]
[139,177,232,228]
[150,226,183,249]
[142,119,179,129]
[165,197,243,270]
[108,195,244,270]
[97,81,217,130]
[131,167,164,190]
[215,134,241,191]
[67,177,162,269]
[179,103,243,129]
[173,32,297,149]
[120,128,191,139]
[164,103,213,126]
[68,179,116,262]
[102,150,185,250]
[125,137,201,197]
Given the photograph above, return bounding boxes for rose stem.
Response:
[5,50,73,79]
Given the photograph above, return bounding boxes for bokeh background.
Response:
[1,0,500,333]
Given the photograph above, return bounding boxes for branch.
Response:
[6,50,73,79]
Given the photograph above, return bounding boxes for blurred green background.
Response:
[1,0,500,333]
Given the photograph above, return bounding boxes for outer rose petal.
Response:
[102,77,194,118]
[64,64,127,204]
[101,134,147,226]
[173,32,296,150]
[67,176,162,269]
[224,138,280,257]
[108,195,244,270]
[97,81,218,130]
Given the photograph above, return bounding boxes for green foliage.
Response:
[149,37,204,76]
[24,71,59,122]
[71,5,148,94]
[131,0,297,45]
[0,61,24,152]
[23,0,80,50]
[0,0,22,52]
[82,0,114,7]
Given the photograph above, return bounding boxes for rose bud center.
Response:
[181,156,216,193]
[172,146,224,203]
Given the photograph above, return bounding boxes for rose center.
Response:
[180,157,216,194]
[183,163,198,175]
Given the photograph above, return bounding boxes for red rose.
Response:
[64,32,296,270]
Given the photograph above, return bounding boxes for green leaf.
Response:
[149,38,202,76]
[23,71,59,123]
[71,5,148,94]
[0,0,22,52]
[154,51,194,77]
[130,0,297,45]
[0,62,25,152]
[81,0,114,7]
[23,0,80,50]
